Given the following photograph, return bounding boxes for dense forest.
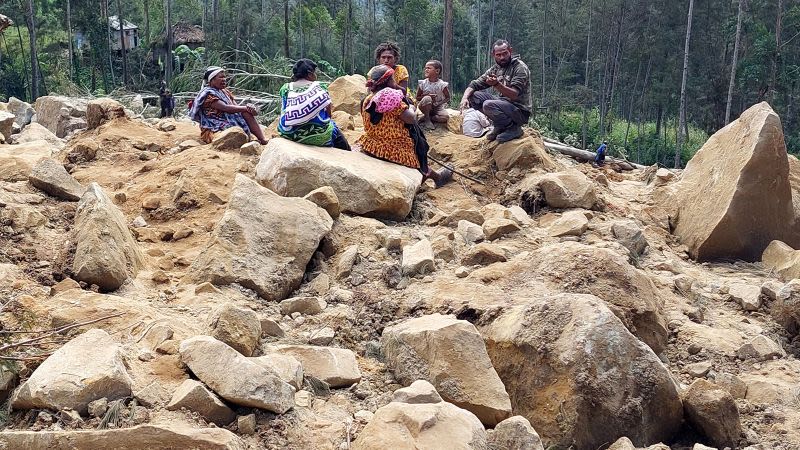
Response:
[1,0,798,167]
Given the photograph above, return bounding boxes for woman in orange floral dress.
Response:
[358,65,452,187]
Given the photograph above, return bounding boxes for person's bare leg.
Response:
[418,97,436,130]
[242,111,268,144]
[432,111,449,123]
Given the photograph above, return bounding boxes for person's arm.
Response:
[415,84,425,103]
[493,83,519,101]
[400,107,416,124]
[499,63,530,102]
[399,79,409,96]
[442,86,451,105]
[460,67,493,109]
[210,100,248,114]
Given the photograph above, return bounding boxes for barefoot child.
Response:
[415,60,451,130]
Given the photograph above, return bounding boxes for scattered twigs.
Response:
[0,312,124,359]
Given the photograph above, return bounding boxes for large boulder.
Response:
[0,141,54,182]
[7,96,35,128]
[537,169,599,210]
[483,294,683,449]
[9,122,64,149]
[328,74,368,116]
[530,242,668,354]
[179,336,295,413]
[353,392,487,450]
[491,135,559,172]
[382,314,512,426]
[487,416,545,450]
[187,174,332,302]
[0,110,14,140]
[670,102,796,261]
[0,424,245,449]
[762,240,800,281]
[28,158,85,201]
[270,345,361,388]
[255,138,421,220]
[86,98,126,129]
[11,329,133,415]
[33,95,88,138]
[73,183,144,291]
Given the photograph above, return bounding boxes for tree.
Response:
[165,0,173,84]
[675,0,694,168]
[115,0,129,85]
[725,0,744,125]
[442,0,453,82]
[66,0,74,81]
[23,0,40,99]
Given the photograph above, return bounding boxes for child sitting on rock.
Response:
[415,60,451,131]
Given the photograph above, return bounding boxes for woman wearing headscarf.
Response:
[358,65,452,188]
[367,42,410,97]
[188,66,268,144]
[278,58,350,150]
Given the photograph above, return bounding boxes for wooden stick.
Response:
[427,155,486,185]
[0,312,124,354]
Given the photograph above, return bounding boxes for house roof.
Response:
[109,16,138,31]
[154,22,205,47]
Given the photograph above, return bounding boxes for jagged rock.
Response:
[507,205,532,226]
[431,235,455,261]
[670,102,795,261]
[0,110,14,140]
[392,380,443,404]
[250,354,304,390]
[73,183,144,291]
[331,110,355,130]
[0,141,54,182]
[484,294,682,449]
[336,244,359,279]
[7,97,34,128]
[382,314,512,426]
[0,424,245,449]
[762,240,800,281]
[328,74,368,115]
[166,379,237,426]
[538,169,599,210]
[260,318,285,337]
[653,167,677,185]
[683,379,742,448]
[28,158,85,201]
[736,335,785,361]
[308,327,335,345]
[303,186,341,219]
[9,122,64,149]
[271,345,361,388]
[491,135,558,171]
[11,329,133,415]
[487,416,545,450]
[531,242,668,354]
[207,304,261,357]
[212,127,249,151]
[237,414,257,435]
[376,229,402,250]
[179,335,295,413]
[714,372,747,399]
[462,243,507,267]
[352,396,487,450]
[445,209,485,226]
[188,174,332,302]
[279,296,327,315]
[87,98,126,129]
[612,220,649,256]
[402,239,435,275]
[482,218,520,241]
[33,95,88,137]
[458,220,485,244]
[256,138,421,220]
[772,279,800,334]
[728,283,762,312]
[547,210,589,237]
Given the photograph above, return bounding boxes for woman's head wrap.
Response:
[366,65,395,89]
[204,66,225,84]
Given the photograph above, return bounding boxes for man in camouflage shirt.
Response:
[460,39,532,143]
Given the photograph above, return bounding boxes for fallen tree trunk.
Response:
[542,138,647,170]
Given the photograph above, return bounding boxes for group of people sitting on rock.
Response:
[189,39,532,188]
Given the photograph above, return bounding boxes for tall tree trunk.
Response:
[298,0,304,57]
[581,0,592,149]
[104,0,116,85]
[213,0,220,47]
[15,26,31,100]
[725,0,743,125]
[675,0,694,169]
[770,0,783,102]
[540,0,547,106]
[143,0,151,46]
[116,0,129,86]
[475,0,481,74]
[24,0,40,99]
[487,0,495,69]
[283,0,289,57]
[165,0,173,83]
[235,0,244,58]
[66,0,74,81]
[442,0,453,82]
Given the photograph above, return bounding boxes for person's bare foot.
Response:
[423,119,436,131]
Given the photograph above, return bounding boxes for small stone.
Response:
[240,141,261,156]
[155,340,180,355]
[87,398,108,418]
[455,266,471,278]
[294,316,306,326]
[687,342,703,355]
[137,349,155,362]
[336,245,359,279]
[166,379,236,426]
[194,282,222,295]
[761,280,782,301]
[308,327,335,346]
[482,218,521,241]
[713,372,747,399]
[238,414,257,435]
[151,270,169,283]
[461,243,507,266]
[114,192,127,204]
[548,210,589,237]
[354,409,374,423]
[49,278,80,296]
[729,283,762,311]
[142,196,161,210]
[172,228,193,241]
[132,216,147,228]
[303,186,340,219]
[307,273,330,296]
[457,220,485,243]
[686,361,713,378]
[295,390,312,407]
[279,296,327,316]
[261,318,285,338]
[736,335,785,361]
[392,380,442,404]
[401,239,435,276]
[376,229,402,251]
[59,409,83,425]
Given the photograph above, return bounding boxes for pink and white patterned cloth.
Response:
[366,87,405,113]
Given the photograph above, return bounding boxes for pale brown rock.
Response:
[538,169,598,210]
[87,98,126,129]
[484,294,682,449]
[303,186,341,219]
[382,314,512,426]
[392,380,443,404]
[0,141,54,182]
[33,95,88,137]
[487,416,544,450]
[211,127,249,151]
[401,239,435,275]
[328,74,368,115]
[187,175,332,302]
[462,243,507,266]
[207,304,261,357]
[250,354,304,390]
[482,218,521,241]
[683,379,742,448]
[491,135,558,171]
[762,240,800,281]
[28,158,85,201]
[547,210,589,237]
[166,379,237,426]
[279,296,327,315]
[271,345,361,388]
[670,102,796,261]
